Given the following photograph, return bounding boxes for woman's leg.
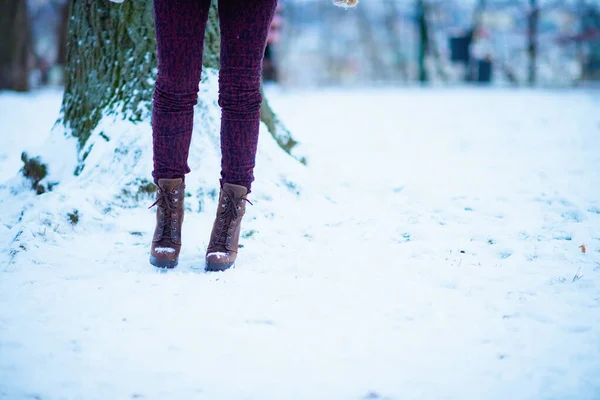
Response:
[150,0,211,269]
[217,0,279,193]
[205,0,277,271]
[152,0,212,183]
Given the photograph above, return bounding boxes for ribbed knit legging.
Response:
[152,0,278,192]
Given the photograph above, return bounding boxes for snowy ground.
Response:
[1,86,600,400]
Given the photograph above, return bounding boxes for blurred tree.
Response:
[385,0,408,82]
[527,0,539,85]
[580,1,600,80]
[60,0,302,166]
[263,2,284,82]
[416,0,429,83]
[56,0,69,68]
[0,0,32,91]
[358,4,389,81]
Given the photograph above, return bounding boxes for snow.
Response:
[1,84,600,400]
[207,252,228,259]
[154,247,175,254]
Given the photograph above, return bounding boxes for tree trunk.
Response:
[357,4,389,82]
[416,0,429,83]
[527,0,539,86]
[56,0,70,67]
[0,0,32,91]
[576,0,587,81]
[60,0,157,150]
[427,7,449,84]
[60,0,301,164]
[384,0,408,82]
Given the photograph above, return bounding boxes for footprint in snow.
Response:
[564,325,592,333]
[561,209,585,223]
[552,232,573,241]
[533,195,573,207]
[498,250,513,259]
[587,205,600,215]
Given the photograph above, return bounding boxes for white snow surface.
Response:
[1,82,600,400]
[154,247,175,255]
[207,252,228,259]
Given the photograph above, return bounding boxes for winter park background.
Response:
[1,0,600,399]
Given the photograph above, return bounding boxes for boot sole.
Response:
[150,255,178,269]
[205,261,235,272]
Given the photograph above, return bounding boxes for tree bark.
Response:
[0,0,32,91]
[60,0,157,150]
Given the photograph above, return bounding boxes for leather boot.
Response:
[205,183,250,271]
[149,178,185,268]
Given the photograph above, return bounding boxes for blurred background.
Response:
[270,0,600,86]
[1,0,600,92]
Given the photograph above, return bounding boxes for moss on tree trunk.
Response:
[60,0,157,150]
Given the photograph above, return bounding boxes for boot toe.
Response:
[205,251,235,271]
[150,246,179,269]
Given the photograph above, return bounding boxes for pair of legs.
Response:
[149,0,277,270]
[152,0,278,192]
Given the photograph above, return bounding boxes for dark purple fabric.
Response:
[152,0,278,192]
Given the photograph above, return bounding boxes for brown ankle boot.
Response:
[149,178,185,269]
[205,183,250,271]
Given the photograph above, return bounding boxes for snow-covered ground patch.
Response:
[1,85,599,399]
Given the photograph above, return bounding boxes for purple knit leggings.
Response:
[152,0,278,192]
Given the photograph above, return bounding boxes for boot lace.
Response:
[149,188,179,240]
[213,190,252,248]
